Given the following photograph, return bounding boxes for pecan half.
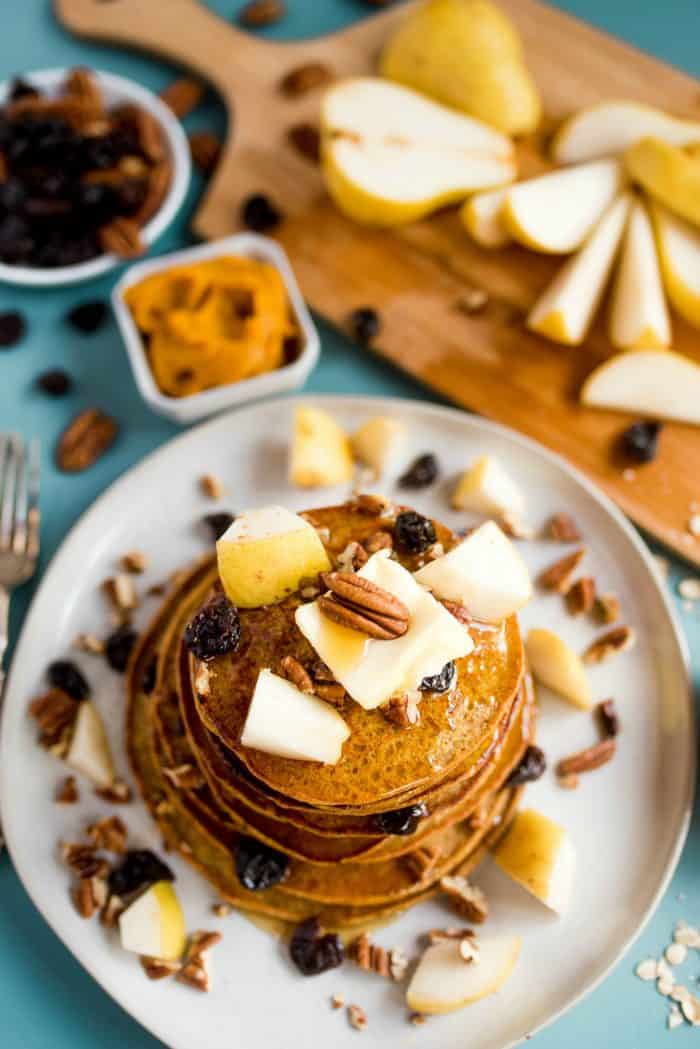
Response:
[565,577,596,615]
[280,62,333,96]
[159,77,204,118]
[538,548,586,594]
[582,625,636,664]
[279,655,314,694]
[544,512,582,542]
[349,933,391,977]
[99,216,144,258]
[319,571,409,640]
[56,408,118,473]
[439,875,488,923]
[556,737,616,777]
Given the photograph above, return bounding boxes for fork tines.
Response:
[0,434,40,560]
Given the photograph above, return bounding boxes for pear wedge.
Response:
[552,101,700,165]
[321,78,515,226]
[609,199,671,350]
[503,160,622,254]
[650,201,700,328]
[460,187,511,247]
[406,935,521,1015]
[528,193,630,345]
[119,881,186,961]
[581,349,700,426]
[493,809,575,915]
[525,628,592,710]
[625,137,700,229]
[289,406,354,488]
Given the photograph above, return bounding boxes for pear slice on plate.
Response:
[552,101,700,165]
[406,935,521,1015]
[525,628,592,710]
[65,701,116,790]
[119,881,186,961]
[502,159,621,254]
[320,78,515,227]
[581,348,700,425]
[451,455,525,517]
[527,193,630,345]
[651,201,700,328]
[460,187,511,247]
[625,137,700,229]
[492,809,575,915]
[609,198,671,350]
[289,405,353,488]
[351,416,406,479]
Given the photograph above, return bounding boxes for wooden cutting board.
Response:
[55,0,700,566]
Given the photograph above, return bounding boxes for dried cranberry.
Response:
[47,659,90,700]
[202,511,235,541]
[36,368,72,396]
[105,625,138,672]
[398,452,439,489]
[184,595,241,661]
[234,836,290,890]
[142,656,158,695]
[241,193,281,232]
[419,660,456,694]
[597,699,620,739]
[507,744,546,787]
[394,510,436,554]
[373,802,427,836]
[8,77,40,101]
[0,310,26,348]
[289,916,344,976]
[108,849,174,897]
[619,420,662,464]
[348,306,380,344]
[66,300,108,334]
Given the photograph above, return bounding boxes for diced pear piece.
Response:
[625,137,700,229]
[650,201,700,328]
[609,199,671,350]
[217,506,331,608]
[551,101,700,165]
[493,809,575,915]
[65,701,115,789]
[240,669,350,764]
[503,159,622,254]
[580,348,700,425]
[320,78,515,227]
[289,406,353,488]
[351,416,406,479]
[406,935,522,1015]
[460,187,511,248]
[527,194,630,345]
[525,628,592,710]
[119,881,186,961]
[451,455,525,518]
[415,521,532,624]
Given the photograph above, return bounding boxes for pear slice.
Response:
[609,199,671,350]
[503,159,621,254]
[406,935,521,1015]
[414,521,532,624]
[119,881,186,962]
[351,416,406,479]
[525,628,592,710]
[625,137,700,229]
[241,669,350,763]
[492,809,575,915]
[552,101,700,165]
[321,78,516,227]
[451,455,525,517]
[217,506,331,608]
[650,201,700,328]
[289,406,353,488]
[460,187,511,248]
[65,701,116,790]
[580,348,700,425]
[527,193,630,345]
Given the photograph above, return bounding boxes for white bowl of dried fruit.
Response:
[0,67,191,287]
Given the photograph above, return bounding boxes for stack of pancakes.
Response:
[127,502,533,930]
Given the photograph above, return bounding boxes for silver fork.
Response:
[0,435,40,695]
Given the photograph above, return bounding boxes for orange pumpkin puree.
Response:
[124,256,298,398]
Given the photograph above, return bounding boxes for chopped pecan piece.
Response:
[103,573,138,618]
[348,933,391,978]
[544,512,582,542]
[556,737,616,777]
[73,874,107,918]
[347,1004,367,1031]
[335,540,368,571]
[56,408,119,473]
[279,62,333,96]
[176,959,209,992]
[382,691,421,727]
[593,593,621,625]
[538,548,586,594]
[279,655,314,694]
[55,775,79,804]
[87,815,128,853]
[133,160,172,225]
[199,473,224,499]
[565,576,597,615]
[95,778,132,804]
[184,930,222,962]
[64,67,102,108]
[159,77,204,118]
[319,571,409,640]
[140,956,180,980]
[29,689,79,753]
[188,131,222,174]
[286,122,320,163]
[596,699,620,739]
[120,550,147,574]
[582,625,636,664]
[364,530,393,554]
[100,893,125,928]
[439,875,488,923]
[60,841,108,878]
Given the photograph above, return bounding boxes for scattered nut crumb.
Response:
[593,593,620,625]
[331,993,345,1010]
[389,947,409,982]
[73,632,105,655]
[140,956,180,980]
[212,902,232,918]
[565,577,596,615]
[120,550,147,574]
[409,1012,426,1026]
[347,1003,367,1031]
[103,574,138,617]
[200,474,224,500]
[95,778,132,804]
[557,772,580,790]
[55,775,79,804]
[544,512,582,542]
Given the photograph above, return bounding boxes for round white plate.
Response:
[1,396,694,1049]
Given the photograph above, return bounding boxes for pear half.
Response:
[493,809,575,915]
[406,935,522,1015]
[461,187,511,247]
[321,78,515,227]
[527,193,630,345]
[651,201,700,328]
[503,159,622,254]
[609,199,671,350]
[581,349,700,426]
[625,137,700,229]
[552,101,700,165]
[119,881,186,961]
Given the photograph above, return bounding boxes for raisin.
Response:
[66,300,108,334]
[235,836,290,891]
[36,368,72,396]
[419,660,456,694]
[0,310,26,348]
[8,77,40,102]
[241,193,281,232]
[289,916,344,976]
[507,744,546,787]
[202,511,235,541]
[619,420,662,464]
[373,802,427,836]
[184,595,241,661]
[394,510,436,554]
[597,699,620,739]
[105,625,138,672]
[142,656,157,695]
[348,306,380,344]
[398,452,439,489]
[47,659,90,700]
[108,849,174,897]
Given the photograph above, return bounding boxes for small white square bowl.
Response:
[112,234,320,424]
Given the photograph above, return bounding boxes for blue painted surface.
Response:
[0,2,698,1046]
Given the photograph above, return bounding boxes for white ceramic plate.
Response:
[1,396,694,1049]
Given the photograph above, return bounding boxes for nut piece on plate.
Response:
[289,406,353,487]
[525,627,592,710]
[406,935,521,1015]
[65,701,116,790]
[451,455,525,519]
[119,881,186,962]
[582,625,636,664]
[492,808,575,915]
[537,548,585,594]
[350,416,406,480]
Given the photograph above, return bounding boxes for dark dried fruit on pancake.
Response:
[419,660,456,694]
[348,306,380,344]
[289,916,344,976]
[507,744,546,787]
[36,368,72,396]
[66,300,107,334]
[47,659,90,700]
[108,849,174,897]
[184,595,241,661]
[234,836,290,891]
[202,511,235,541]
[398,452,439,489]
[619,420,662,464]
[105,625,138,672]
[373,801,427,836]
[241,192,281,232]
[0,310,26,348]
[394,510,436,554]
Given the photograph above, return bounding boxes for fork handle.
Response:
[0,584,8,696]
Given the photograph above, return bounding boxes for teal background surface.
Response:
[0,1,699,1046]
